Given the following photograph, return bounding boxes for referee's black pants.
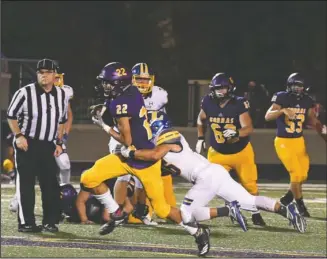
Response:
[14,138,61,227]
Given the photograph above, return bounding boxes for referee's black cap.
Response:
[36,58,58,72]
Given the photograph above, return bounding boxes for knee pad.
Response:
[80,170,97,189]
[55,153,71,170]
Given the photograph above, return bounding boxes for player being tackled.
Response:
[116,111,307,234]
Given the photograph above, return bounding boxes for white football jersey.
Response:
[143,85,168,112]
[163,134,211,183]
[61,85,74,102]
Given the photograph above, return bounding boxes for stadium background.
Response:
[1,1,326,180]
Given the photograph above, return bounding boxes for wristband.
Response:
[198,136,205,140]
[15,133,24,139]
[129,150,135,159]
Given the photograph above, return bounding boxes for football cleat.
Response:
[99,208,128,235]
[251,212,266,226]
[286,202,307,233]
[298,203,311,218]
[228,201,248,232]
[193,226,210,257]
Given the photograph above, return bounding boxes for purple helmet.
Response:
[209,73,235,101]
[60,183,77,216]
[96,62,132,98]
[286,72,306,97]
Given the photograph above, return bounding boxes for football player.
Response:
[113,62,175,225]
[80,62,210,257]
[265,73,327,217]
[196,73,266,226]
[60,183,108,224]
[54,68,74,184]
[116,112,307,233]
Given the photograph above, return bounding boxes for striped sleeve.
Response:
[7,89,25,119]
[59,88,68,124]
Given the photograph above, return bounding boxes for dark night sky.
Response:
[1,1,326,124]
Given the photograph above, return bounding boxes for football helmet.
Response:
[132,63,155,95]
[60,183,77,217]
[148,111,172,136]
[148,111,181,146]
[286,72,305,97]
[96,62,132,98]
[54,65,64,87]
[209,73,235,101]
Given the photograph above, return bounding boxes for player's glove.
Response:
[223,129,239,138]
[195,137,206,154]
[92,115,111,134]
[89,104,105,117]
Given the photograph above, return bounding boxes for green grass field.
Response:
[1,183,326,258]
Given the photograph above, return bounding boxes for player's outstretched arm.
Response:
[76,190,94,224]
[120,144,181,161]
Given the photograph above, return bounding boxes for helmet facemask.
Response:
[132,74,154,95]
[288,83,304,97]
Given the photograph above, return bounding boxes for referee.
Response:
[7,58,68,233]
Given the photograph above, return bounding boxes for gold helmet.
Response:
[54,72,65,87]
[132,63,155,95]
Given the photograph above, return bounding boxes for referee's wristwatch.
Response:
[56,138,63,147]
[15,133,24,139]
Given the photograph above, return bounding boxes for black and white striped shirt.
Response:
[7,83,68,142]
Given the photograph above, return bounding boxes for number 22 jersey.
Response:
[109,86,155,169]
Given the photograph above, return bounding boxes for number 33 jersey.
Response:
[271,91,314,138]
[201,95,250,154]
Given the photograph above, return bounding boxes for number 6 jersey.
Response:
[201,95,250,154]
[271,91,314,138]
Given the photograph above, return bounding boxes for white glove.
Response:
[115,145,132,158]
[92,115,111,133]
[195,138,206,153]
[223,129,239,138]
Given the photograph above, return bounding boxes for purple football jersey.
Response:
[271,91,314,138]
[201,95,250,154]
[110,86,155,169]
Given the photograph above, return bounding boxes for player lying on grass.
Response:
[60,182,154,226]
[115,111,307,233]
